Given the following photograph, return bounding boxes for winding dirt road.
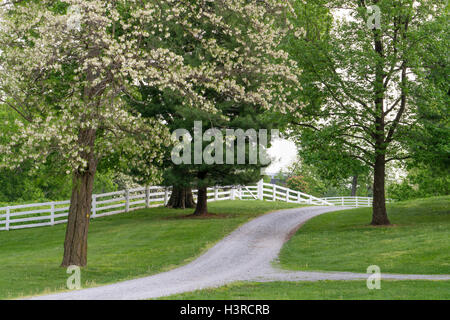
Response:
[32,206,450,300]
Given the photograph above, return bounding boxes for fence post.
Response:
[309,195,313,205]
[239,187,242,200]
[272,184,276,201]
[368,197,370,207]
[286,190,289,202]
[230,187,235,200]
[91,195,96,218]
[50,202,55,225]
[164,187,169,206]
[5,207,10,231]
[297,191,301,203]
[125,189,130,212]
[341,197,344,206]
[257,179,264,200]
[214,186,218,201]
[145,186,150,208]
[356,196,359,207]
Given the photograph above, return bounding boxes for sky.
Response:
[266,138,298,174]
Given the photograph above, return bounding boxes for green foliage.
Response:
[406,13,449,172]
[0,165,119,204]
[129,89,275,189]
[388,165,449,200]
[286,162,372,197]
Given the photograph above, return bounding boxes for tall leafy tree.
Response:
[287,0,447,225]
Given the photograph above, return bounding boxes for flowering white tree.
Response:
[0,0,303,266]
[0,0,207,267]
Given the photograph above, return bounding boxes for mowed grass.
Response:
[278,196,450,275]
[0,200,304,299]
[162,280,450,300]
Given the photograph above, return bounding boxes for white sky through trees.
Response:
[266,138,298,174]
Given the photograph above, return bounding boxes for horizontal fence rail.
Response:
[0,180,385,232]
[321,197,394,207]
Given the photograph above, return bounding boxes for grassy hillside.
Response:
[0,200,303,299]
[278,196,450,274]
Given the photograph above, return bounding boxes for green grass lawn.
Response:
[278,196,450,275]
[0,200,303,299]
[162,280,450,300]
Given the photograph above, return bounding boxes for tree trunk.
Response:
[371,154,390,225]
[193,187,208,215]
[61,167,97,267]
[370,13,390,226]
[61,128,97,267]
[351,175,358,196]
[167,186,196,209]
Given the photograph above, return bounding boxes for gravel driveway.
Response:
[31,206,450,300]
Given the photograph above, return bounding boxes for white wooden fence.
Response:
[0,180,380,231]
[321,196,393,207]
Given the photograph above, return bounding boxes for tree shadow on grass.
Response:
[162,213,233,220]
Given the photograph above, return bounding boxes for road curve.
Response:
[31,206,450,300]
